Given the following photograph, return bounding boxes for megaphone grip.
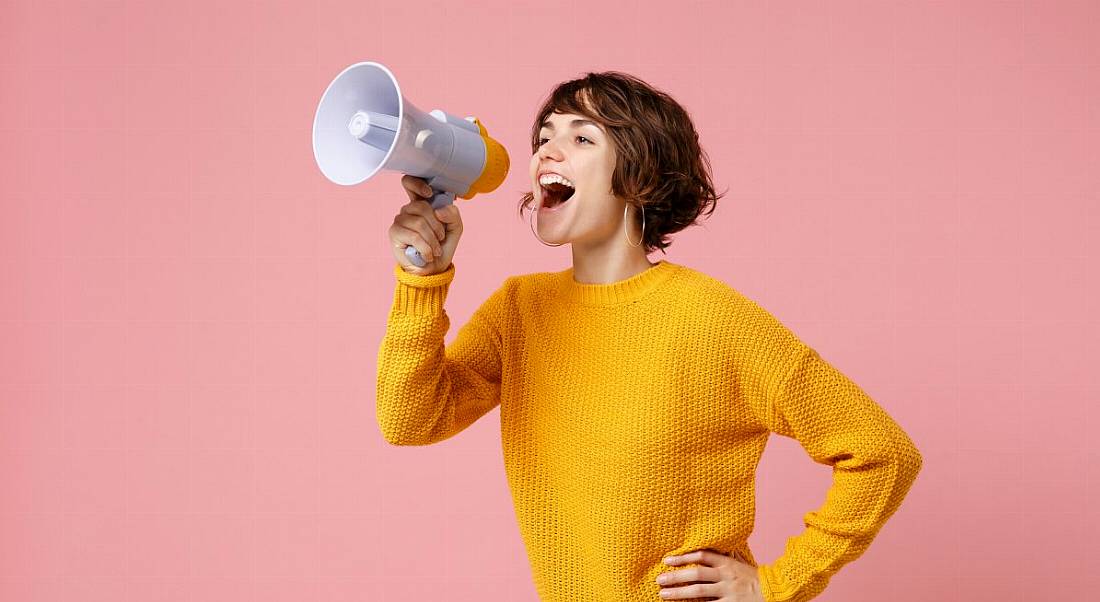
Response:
[404,189,456,267]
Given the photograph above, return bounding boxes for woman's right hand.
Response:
[389,175,463,276]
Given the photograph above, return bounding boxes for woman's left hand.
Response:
[656,549,764,601]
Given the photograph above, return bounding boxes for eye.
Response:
[536,135,592,147]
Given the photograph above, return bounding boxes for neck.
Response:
[570,243,656,285]
[557,258,676,306]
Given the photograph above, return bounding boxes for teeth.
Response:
[538,173,575,188]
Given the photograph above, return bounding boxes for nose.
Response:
[537,136,565,161]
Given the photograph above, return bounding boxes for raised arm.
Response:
[376,262,511,446]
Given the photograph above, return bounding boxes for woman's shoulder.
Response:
[490,264,576,297]
[666,261,753,306]
[471,267,559,310]
[484,268,557,294]
[667,262,793,327]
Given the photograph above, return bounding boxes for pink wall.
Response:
[2,0,1097,600]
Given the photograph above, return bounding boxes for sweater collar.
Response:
[554,260,680,306]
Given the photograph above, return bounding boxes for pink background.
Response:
[2,0,1098,600]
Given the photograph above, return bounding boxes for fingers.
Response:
[395,209,444,253]
[390,176,462,272]
[389,222,435,263]
[401,174,433,201]
[392,221,441,262]
[400,199,447,241]
[655,581,723,600]
[664,549,724,567]
[656,566,720,587]
[434,204,461,229]
[656,565,726,600]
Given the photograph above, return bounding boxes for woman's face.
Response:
[528,110,626,248]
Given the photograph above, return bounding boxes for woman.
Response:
[378,72,922,602]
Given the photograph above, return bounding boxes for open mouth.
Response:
[540,182,576,209]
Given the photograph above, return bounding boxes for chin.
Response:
[535,225,570,244]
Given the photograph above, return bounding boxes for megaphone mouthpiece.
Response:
[460,118,510,199]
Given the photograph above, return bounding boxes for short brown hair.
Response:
[519,71,725,255]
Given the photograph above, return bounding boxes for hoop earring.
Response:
[528,202,565,247]
[625,203,645,247]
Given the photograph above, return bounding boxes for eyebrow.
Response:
[540,118,601,131]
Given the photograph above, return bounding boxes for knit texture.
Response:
[376,259,922,602]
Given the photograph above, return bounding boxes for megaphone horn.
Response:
[312,61,510,267]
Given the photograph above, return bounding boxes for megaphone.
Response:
[312,61,510,267]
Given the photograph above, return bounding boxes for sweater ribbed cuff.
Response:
[392,262,456,315]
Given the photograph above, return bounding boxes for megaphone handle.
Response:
[404,188,456,267]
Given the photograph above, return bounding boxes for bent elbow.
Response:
[378,424,432,447]
[894,439,923,483]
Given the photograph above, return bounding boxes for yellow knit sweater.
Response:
[376,259,922,602]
